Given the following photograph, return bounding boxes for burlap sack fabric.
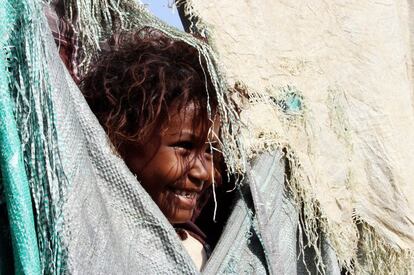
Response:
[179,0,414,273]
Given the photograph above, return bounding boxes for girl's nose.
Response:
[188,155,211,185]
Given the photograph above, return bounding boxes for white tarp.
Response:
[184,0,414,271]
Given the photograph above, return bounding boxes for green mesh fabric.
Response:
[0,0,42,274]
[1,0,72,272]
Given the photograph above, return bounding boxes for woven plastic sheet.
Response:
[181,0,414,273]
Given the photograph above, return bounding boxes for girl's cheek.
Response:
[206,160,215,181]
[214,167,222,185]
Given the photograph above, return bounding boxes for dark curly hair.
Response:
[81,28,218,150]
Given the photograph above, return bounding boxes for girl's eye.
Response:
[173,141,194,150]
[205,144,213,155]
[204,144,216,160]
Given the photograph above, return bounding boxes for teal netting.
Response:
[0,1,41,274]
[1,0,69,273]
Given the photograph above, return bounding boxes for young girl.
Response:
[81,28,223,270]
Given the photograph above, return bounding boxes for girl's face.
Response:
[121,103,220,224]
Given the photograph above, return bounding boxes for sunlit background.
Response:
[140,0,184,30]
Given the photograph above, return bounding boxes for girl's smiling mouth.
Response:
[167,186,202,210]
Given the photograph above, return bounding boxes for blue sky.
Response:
[140,0,184,30]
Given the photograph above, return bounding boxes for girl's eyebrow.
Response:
[166,130,196,139]
[168,130,219,143]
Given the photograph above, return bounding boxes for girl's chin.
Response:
[166,208,195,224]
[157,191,198,224]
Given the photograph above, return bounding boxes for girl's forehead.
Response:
[163,103,220,140]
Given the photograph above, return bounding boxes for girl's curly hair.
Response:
[81,28,217,150]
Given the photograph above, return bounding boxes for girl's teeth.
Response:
[174,190,195,198]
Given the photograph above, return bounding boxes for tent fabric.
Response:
[178,0,414,273]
